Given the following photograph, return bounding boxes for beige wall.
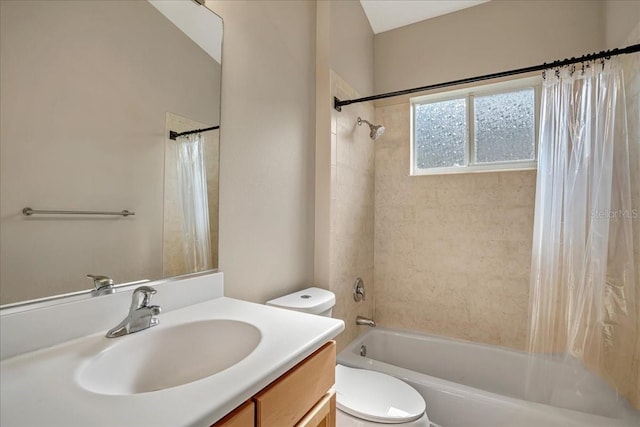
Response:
[0,0,220,304]
[372,0,605,349]
[374,0,604,93]
[605,0,640,49]
[329,0,374,96]
[315,0,332,296]
[207,1,316,303]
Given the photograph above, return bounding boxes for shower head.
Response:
[357,117,385,140]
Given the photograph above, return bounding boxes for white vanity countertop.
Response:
[0,297,344,427]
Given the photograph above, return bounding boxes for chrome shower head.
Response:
[357,117,385,140]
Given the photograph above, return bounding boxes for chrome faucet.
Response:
[356,315,376,327]
[87,274,115,295]
[106,286,161,338]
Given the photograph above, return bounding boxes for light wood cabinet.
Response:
[295,391,336,427]
[212,341,336,427]
[255,341,335,427]
[214,401,255,427]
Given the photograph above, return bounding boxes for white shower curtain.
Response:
[177,133,213,273]
[527,59,637,411]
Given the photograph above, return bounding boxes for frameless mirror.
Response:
[0,0,222,305]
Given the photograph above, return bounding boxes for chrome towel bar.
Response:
[22,207,135,217]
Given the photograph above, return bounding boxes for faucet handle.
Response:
[353,277,366,302]
[87,274,115,290]
[132,285,157,308]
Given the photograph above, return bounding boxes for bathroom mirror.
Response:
[0,0,222,305]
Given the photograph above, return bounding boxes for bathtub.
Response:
[338,328,640,427]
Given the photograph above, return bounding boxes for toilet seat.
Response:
[335,365,426,424]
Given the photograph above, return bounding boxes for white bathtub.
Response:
[338,328,640,427]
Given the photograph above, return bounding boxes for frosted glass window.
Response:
[414,98,467,169]
[411,77,539,175]
[474,89,535,163]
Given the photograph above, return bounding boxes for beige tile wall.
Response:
[329,71,375,351]
[373,102,535,350]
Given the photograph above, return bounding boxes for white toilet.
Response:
[267,288,430,427]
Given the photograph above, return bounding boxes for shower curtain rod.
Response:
[333,43,640,111]
[169,125,219,140]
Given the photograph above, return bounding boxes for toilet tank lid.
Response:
[266,287,335,315]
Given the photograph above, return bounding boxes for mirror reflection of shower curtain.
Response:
[526,58,637,414]
[177,133,213,272]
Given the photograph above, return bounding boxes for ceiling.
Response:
[360,0,490,34]
[147,0,222,63]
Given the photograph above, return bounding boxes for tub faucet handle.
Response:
[353,277,366,302]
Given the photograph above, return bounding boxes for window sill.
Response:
[411,161,537,176]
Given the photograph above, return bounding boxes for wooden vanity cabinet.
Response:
[295,391,336,427]
[213,401,255,427]
[213,341,336,427]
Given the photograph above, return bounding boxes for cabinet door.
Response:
[295,391,336,427]
[212,400,255,427]
[254,341,336,427]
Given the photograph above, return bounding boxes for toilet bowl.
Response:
[266,288,430,427]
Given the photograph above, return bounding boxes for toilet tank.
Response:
[266,287,335,317]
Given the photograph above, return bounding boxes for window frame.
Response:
[410,76,541,176]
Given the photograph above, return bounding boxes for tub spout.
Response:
[356,315,376,327]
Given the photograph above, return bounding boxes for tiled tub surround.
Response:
[0,271,344,426]
[372,92,640,408]
[366,0,640,413]
[339,328,640,427]
[371,51,640,407]
[373,102,534,350]
[328,71,375,351]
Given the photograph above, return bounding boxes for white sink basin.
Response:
[76,319,261,395]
